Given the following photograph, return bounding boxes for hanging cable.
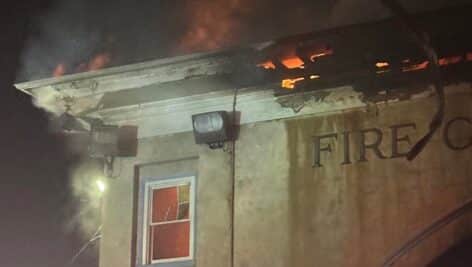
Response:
[230,87,239,267]
[380,0,445,161]
[68,225,102,266]
[381,199,472,266]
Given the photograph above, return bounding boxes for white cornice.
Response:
[91,85,366,138]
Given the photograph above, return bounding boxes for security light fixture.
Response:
[192,111,232,149]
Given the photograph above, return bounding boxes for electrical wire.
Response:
[380,0,445,161]
[381,199,472,266]
[230,87,239,267]
[68,225,102,267]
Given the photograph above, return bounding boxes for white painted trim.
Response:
[94,83,472,139]
[95,85,366,138]
[14,49,239,98]
[142,176,196,265]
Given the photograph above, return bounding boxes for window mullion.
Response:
[150,218,191,226]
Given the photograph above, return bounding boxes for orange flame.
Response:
[402,60,429,72]
[376,69,391,74]
[257,61,276,70]
[376,62,389,68]
[281,77,304,89]
[52,52,111,77]
[467,52,472,61]
[281,56,305,69]
[88,53,111,71]
[178,0,250,52]
[438,55,462,66]
[309,48,333,62]
[53,63,66,77]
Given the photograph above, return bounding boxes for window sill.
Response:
[139,259,194,267]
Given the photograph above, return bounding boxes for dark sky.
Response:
[15,0,470,81]
[1,1,97,267]
[0,1,470,267]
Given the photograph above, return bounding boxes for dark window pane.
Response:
[178,203,189,220]
[150,222,190,260]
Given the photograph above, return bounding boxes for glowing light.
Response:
[439,56,462,66]
[376,69,391,74]
[467,52,472,61]
[309,75,320,79]
[281,56,305,69]
[376,62,389,68]
[310,47,333,62]
[402,60,429,72]
[96,180,106,193]
[281,77,304,89]
[257,61,276,70]
[88,53,111,71]
[53,63,66,77]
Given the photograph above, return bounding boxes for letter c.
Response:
[443,117,472,150]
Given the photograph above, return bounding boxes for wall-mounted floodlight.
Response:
[192,111,232,149]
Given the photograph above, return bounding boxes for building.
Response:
[15,5,472,267]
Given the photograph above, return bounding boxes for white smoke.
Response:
[64,160,104,241]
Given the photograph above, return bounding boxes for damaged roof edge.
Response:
[14,48,244,92]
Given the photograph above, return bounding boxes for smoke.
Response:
[328,0,471,26]
[16,0,337,81]
[17,0,469,81]
[178,0,341,53]
[14,0,471,261]
[63,159,104,241]
[19,0,104,80]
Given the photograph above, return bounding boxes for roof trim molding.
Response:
[93,85,366,138]
[14,49,243,98]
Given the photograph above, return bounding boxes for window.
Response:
[143,176,195,265]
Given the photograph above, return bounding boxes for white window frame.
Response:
[142,176,196,265]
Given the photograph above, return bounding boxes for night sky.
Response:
[1,1,95,267]
[1,1,470,267]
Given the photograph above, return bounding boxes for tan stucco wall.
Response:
[100,84,472,267]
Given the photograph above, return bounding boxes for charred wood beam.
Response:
[380,0,445,161]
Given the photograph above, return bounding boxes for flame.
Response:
[88,53,111,71]
[309,48,333,62]
[402,60,429,72]
[438,56,462,66]
[281,56,304,69]
[178,0,250,52]
[467,52,472,61]
[376,69,391,74]
[52,52,111,77]
[281,77,304,89]
[75,63,88,73]
[399,55,464,72]
[257,61,276,70]
[376,62,389,68]
[53,63,66,77]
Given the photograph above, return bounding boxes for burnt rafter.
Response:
[244,4,472,95]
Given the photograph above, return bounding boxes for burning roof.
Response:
[14,4,472,125]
